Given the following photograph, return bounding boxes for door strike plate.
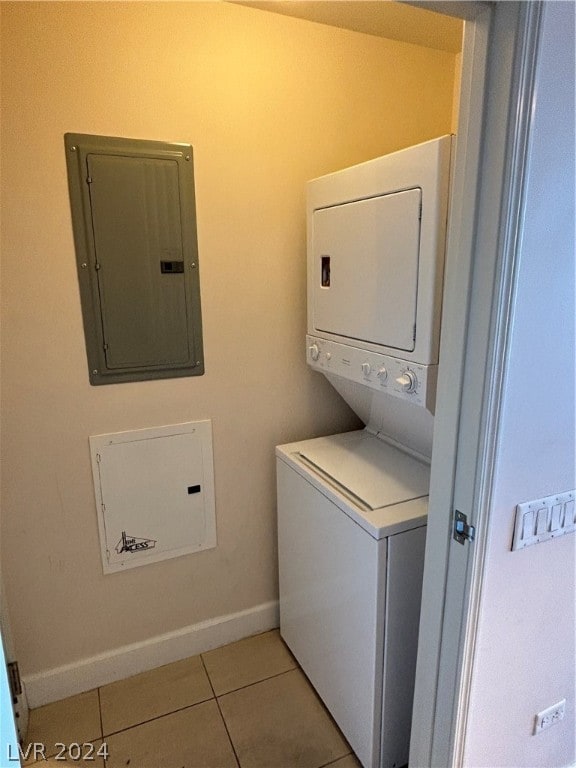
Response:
[454,510,475,545]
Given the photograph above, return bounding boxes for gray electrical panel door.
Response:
[65,134,204,385]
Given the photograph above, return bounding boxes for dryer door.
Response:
[312,188,421,352]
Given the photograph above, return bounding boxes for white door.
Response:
[312,190,421,351]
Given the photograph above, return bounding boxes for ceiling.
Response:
[230,1,463,53]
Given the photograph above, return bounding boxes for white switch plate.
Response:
[534,699,566,734]
[512,489,575,551]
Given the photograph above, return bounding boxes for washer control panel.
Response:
[306,335,437,411]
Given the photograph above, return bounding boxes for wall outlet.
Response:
[534,700,566,734]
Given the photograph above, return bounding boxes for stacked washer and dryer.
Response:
[277,137,452,768]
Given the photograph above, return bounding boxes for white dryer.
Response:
[277,137,452,767]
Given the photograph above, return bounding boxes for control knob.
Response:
[309,343,320,361]
[377,367,388,383]
[396,370,418,394]
[361,362,372,376]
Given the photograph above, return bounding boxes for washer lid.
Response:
[298,430,429,510]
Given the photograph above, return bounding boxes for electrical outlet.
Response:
[534,700,566,734]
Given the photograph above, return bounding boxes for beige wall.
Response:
[0,2,456,676]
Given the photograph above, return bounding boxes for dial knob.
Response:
[396,370,417,393]
[377,367,388,383]
[309,344,320,361]
[361,362,372,376]
[325,352,332,361]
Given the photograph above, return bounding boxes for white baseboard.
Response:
[23,600,279,708]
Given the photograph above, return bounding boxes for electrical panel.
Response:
[65,133,204,385]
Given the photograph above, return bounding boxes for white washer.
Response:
[277,429,429,768]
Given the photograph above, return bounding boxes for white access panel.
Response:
[90,420,216,574]
[313,189,421,352]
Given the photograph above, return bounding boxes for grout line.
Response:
[100,694,214,739]
[317,754,354,768]
[215,665,299,699]
[200,654,241,768]
[199,654,216,698]
[97,686,104,741]
[97,662,299,740]
[97,687,108,766]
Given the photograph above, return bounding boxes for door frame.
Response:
[406,2,544,765]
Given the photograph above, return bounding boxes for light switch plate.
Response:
[512,489,575,551]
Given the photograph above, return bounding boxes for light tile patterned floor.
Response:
[23,630,361,768]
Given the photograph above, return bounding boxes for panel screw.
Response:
[191,262,196,268]
[70,146,77,152]
[185,155,191,161]
[81,262,88,269]
[92,369,98,375]
[196,361,201,366]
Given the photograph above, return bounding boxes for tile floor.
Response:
[23,630,361,768]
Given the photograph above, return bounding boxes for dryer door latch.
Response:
[453,510,475,545]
